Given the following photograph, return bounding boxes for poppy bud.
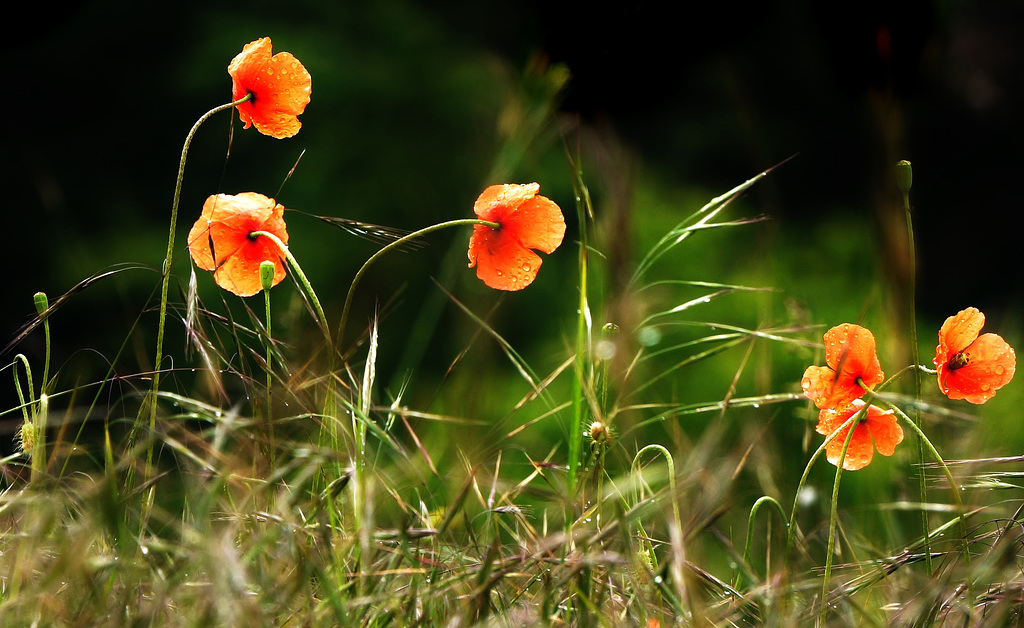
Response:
[895,160,913,200]
[260,260,276,292]
[33,291,48,315]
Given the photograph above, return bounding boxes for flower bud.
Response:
[260,260,276,292]
[895,160,913,199]
[33,291,49,315]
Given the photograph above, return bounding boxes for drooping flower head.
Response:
[816,399,903,471]
[934,307,1016,404]
[188,193,289,297]
[801,323,885,410]
[467,183,566,291]
[228,37,311,139]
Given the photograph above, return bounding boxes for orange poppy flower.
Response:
[467,183,566,291]
[801,323,885,410]
[934,307,1016,404]
[228,37,311,139]
[816,399,903,471]
[187,193,289,297]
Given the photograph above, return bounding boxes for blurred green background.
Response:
[2,0,1022,478]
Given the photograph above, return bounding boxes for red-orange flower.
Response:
[228,37,311,139]
[934,307,1016,404]
[187,193,289,297]
[801,323,885,410]
[467,183,566,291]
[816,399,903,471]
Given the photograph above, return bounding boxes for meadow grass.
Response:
[2,49,1022,628]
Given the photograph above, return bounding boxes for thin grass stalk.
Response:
[566,156,592,515]
[896,159,931,572]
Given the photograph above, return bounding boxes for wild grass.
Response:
[2,57,1023,628]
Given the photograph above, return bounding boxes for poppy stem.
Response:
[819,407,864,625]
[146,94,253,483]
[859,386,970,567]
[249,231,330,340]
[335,218,499,350]
[896,159,932,572]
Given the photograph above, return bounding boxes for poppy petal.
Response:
[473,183,540,222]
[941,333,1016,403]
[187,193,290,297]
[823,324,884,386]
[229,38,311,139]
[501,195,566,254]
[802,365,837,409]
[866,406,903,457]
[468,224,543,291]
[937,307,985,355]
[816,400,900,471]
[213,237,286,297]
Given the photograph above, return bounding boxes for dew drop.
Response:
[280,68,288,75]
[981,383,991,391]
[996,365,1006,375]
[266,68,274,76]
[522,263,531,272]
[496,270,503,276]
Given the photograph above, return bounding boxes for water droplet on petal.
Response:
[996,365,1006,375]
[496,270,503,276]
[522,263,531,272]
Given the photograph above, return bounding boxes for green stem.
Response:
[250,231,330,339]
[820,410,863,625]
[859,387,970,566]
[335,218,498,349]
[898,160,931,572]
[261,264,276,470]
[736,496,788,590]
[147,94,252,471]
[33,292,50,395]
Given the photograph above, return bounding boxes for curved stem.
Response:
[336,218,498,349]
[249,231,330,339]
[148,94,252,460]
[736,496,788,590]
[858,387,970,566]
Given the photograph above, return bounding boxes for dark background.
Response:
[3,1,1022,427]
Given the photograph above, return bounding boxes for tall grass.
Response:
[2,54,1022,628]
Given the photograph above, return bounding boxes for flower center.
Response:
[247,231,260,242]
[948,350,970,371]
